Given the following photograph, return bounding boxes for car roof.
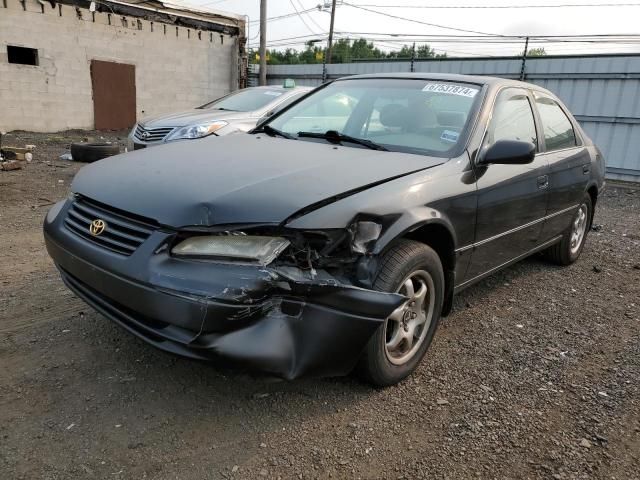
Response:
[340,72,548,92]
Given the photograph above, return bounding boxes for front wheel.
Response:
[358,240,444,387]
[545,193,593,266]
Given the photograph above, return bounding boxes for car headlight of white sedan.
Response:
[165,121,229,141]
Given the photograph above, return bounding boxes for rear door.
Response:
[532,93,591,241]
[465,87,549,281]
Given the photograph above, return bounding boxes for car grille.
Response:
[133,124,175,143]
[64,197,157,256]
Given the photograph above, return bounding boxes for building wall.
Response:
[265,55,640,182]
[0,0,239,132]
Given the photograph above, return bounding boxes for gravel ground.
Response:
[1,131,639,480]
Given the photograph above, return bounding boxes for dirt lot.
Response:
[1,131,639,480]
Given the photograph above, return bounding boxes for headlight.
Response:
[172,235,290,265]
[165,121,228,141]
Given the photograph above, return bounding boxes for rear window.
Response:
[268,78,482,157]
[534,95,577,151]
[199,88,285,112]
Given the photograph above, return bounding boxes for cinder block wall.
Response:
[0,0,239,132]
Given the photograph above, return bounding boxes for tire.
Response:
[70,143,120,163]
[358,239,445,387]
[545,192,593,266]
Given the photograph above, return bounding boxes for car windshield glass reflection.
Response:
[199,88,285,112]
[267,79,481,157]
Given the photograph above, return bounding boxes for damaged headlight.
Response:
[172,235,290,265]
[165,121,228,141]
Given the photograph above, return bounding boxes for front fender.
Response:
[371,207,458,255]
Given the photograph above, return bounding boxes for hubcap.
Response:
[570,204,588,255]
[384,270,435,366]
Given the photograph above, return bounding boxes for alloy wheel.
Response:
[384,270,435,366]
[570,203,588,255]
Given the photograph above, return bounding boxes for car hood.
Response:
[71,135,446,228]
[140,109,252,129]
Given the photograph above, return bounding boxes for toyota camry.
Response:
[44,73,604,386]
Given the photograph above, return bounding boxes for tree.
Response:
[248,38,445,64]
[521,47,547,57]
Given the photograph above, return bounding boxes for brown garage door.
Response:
[90,60,136,130]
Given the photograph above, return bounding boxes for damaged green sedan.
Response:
[44,73,604,386]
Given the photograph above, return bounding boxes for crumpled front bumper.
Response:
[44,201,404,379]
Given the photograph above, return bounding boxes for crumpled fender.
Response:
[190,267,406,379]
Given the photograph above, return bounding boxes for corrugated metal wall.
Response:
[265,54,640,182]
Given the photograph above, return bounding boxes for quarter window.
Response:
[488,90,537,148]
[534,95,577,151]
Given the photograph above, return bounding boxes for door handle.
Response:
[582,164,590,175]
[537,175,549,189]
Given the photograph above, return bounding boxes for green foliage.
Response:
[249,39,446,65]
[521,47,547,57]
[387,44,446,60]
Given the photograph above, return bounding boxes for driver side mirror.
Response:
[478,140,535,166]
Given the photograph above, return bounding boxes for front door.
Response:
[464,87,549,282]
[90,60,136,130]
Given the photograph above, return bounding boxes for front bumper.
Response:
[44,201,404,379]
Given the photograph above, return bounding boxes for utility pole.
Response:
[259,0,267,86]
[326,0,337,64]
[323,0,337,82]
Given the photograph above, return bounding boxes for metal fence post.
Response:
[519,36,529,81]
[410,42,416,73]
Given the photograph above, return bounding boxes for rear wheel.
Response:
[545,193,593,265]
[359,240,444,387]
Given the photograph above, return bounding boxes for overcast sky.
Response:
[189,0,640,57]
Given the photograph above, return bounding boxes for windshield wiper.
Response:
[259,125,297,140]
[297,130,388,151]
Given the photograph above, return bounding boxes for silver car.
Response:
[129,85,311,149]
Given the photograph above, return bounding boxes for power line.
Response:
[250,33,640,46]
[248,33,328,48]
[248,7,317,24]
[248,31,640,54]
[342,2,504,37]
[298,0,326,32]
[334,31,640,40]
[351,2,640,8]
[289,0,321,34]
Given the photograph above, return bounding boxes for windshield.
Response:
[266,78,482,157]
[199,88,286,112]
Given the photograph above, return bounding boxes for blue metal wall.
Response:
[266,54,640,182]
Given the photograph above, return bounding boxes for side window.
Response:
[534,95,577,151]
[488,89,537,148]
